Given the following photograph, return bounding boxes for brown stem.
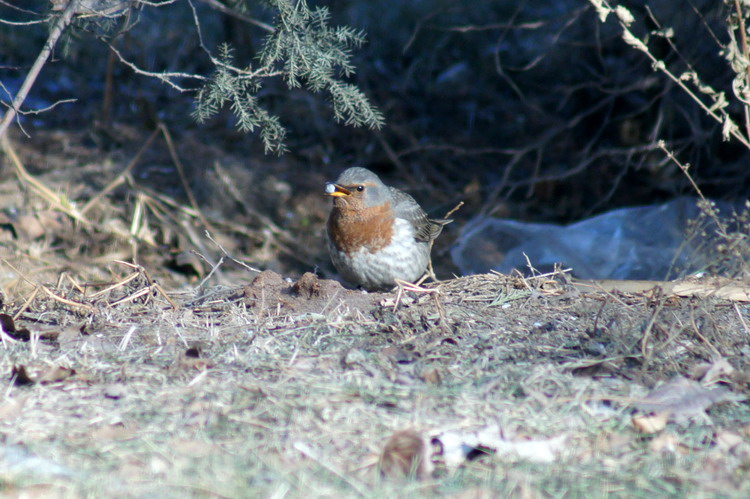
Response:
[0,1,81,139]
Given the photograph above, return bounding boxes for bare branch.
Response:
[0,0,81,139]
[0,18,48,26]
[102,40,206,92]
[11,98,78,115]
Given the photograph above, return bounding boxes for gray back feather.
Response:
[389,187,450,243]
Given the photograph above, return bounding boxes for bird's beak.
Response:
[324,183,351,197]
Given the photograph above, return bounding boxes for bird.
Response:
[324,167,449,291]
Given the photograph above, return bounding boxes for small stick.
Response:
[151,281,179,310]
[444,200,464,219]
[205,230,261,273]
[110,260,179,310]
[1,138,90,225]
[89,272,140,299]
[81,126,160,215]
[195,254,226,289]
[109,287,152,307]
[2,259,95,313]
[393,279,439,310]
[40,286,95,312]
[159,123,213,233]
[12,287,40,322]
[61,273,86,295]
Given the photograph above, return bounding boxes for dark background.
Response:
[0,0,746,281]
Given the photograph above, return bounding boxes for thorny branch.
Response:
[590,0,750,149]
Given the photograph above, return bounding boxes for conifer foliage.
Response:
[193,0,384,153]
[0,0,383,153]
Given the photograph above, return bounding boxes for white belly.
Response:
[328,218,430,290]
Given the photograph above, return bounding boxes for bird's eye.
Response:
[356,185,365,192]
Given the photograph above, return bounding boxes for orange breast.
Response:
[327,203,395,254]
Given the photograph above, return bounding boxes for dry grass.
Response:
[0,267,749,497]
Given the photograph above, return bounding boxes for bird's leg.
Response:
[417,241,439,286]
[392,279,438,309]
[415,269,430,287]
[420,200,461,286]
[392,280,405,309]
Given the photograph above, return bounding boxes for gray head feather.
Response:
[334,167,391,207]
[335,167,383,186]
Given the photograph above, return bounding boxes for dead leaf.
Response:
[0,313,16,333]
[0,313,31,341]
[648,433,690,454]
[634,377,732,422]
[178,356,213,371]
[379,346,413,364]
[421,367,442,385]
[340,348,367,368]
[672,277,750,302]
[568,359,620,378]
[649,433,677,453]
[714,431,746,454]
[632,411,670,434]
[700,358,735,386]
[34,327,63,342]
[379,429,432,480]
[177,345,213,370]
[11,365,35,386]
[38,366,76,384]
[578,277,750,302]
[690,362,712,380]
[595,432,631,454]
[16,213,46,240]
[90,423,135,441]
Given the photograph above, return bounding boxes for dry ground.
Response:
[0,130,749,497]
[1,270,749,498]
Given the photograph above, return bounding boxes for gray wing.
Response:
[389,187,451,243]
